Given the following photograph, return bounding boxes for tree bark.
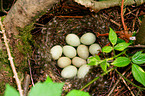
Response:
[3,0,59,64]
[135,17,145,45]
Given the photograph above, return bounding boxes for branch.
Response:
[0,17,23,96]
[74,0,145,12]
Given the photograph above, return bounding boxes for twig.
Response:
[100,14,121,27]
[121,76,135,96]
[27,56,35,86]
[23,74,30,96]
[107,66,131,96]
[80,67,116,91]
[0,17,23,96]
[121,0,127,31]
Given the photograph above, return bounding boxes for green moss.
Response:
[16,23,35,56]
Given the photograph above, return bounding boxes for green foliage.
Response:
[114,42,130,51]
[66,90,90,96]
[88,28,145,87]
[132,51,145,64]
[4,76,90,96]
[102,46,113,53]
[109,28,117,46]
[4,84,20,96]
[132,64,145,86]
[111,57,130,67]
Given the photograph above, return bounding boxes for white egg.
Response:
[89,43,101,55]
[80,33,96,45]
[50,45,62,60]
[61,65,77,78]
[63,45,76,58]
[72,57,87,67]
[77,45,89,59]
[57,57,71,68]
[66,34,80,46]
[77,65,91,78]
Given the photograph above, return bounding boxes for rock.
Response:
[77,45,89,59]
[63,45,76,58]
[66,34,80,46]
[57,57,71,68]
[61,65,77,78]
[80,33,96,45]
[50,45,62,60]
[72,57,87,67]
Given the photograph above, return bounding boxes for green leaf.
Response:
[114,42,130,51]
[132,64,145,86]
[44,76,53,84]
[4,84,20,96]
[117,37,125,43]
[111,57,130,67]
[29,82,64,96]
[66,90,90,96]
[88,56,100,66]
[100,60,110,72]
[102,46,113,53]
[109,28,117,46]
[132,51,145,64]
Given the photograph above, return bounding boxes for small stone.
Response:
[89,43,101,55]
[77,65,91,78]
[77,45,89,59]
[80,33,96,45]
[57,57,71,68]
[72,57,87,67]
[50,45,62,60]
[63,45,76,58]
[66,34,80,46]
[61,65,77,78]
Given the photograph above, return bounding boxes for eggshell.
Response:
[57,57,71,68]
[61,65,77,78]
[50,45,62,60]
[66,34,80,46]
[80,33,96,45]
[89,43,101,55]
[63,45,76,58]
[77,65,91,78]
[77,45,89,59]
[72,57,87,67]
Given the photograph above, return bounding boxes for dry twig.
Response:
[0,17,23,96]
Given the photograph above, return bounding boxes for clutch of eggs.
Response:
[50,32,101,78]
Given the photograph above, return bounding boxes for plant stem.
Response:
[106,49,127,61]
[0,18,23,96]
[115,69,145,90]
[80,67,116,91]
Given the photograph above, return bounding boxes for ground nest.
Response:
[30,3,145,96]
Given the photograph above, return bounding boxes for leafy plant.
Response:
[4,76,90,96]
[88,28,145,87]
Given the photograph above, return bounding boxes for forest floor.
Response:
[0,1,145,96]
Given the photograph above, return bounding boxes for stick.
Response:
[0,17,23,96]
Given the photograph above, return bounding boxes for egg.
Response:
[50,45,62,60]
[72,57,87,67]
[61,65,77,78]
[89,43,101,55]
[77,65,91,78]
[66,34,80,46]
[57,57,71,68]
[80,33,96,45]
[77,45,89,59]
[63,45,76,58]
